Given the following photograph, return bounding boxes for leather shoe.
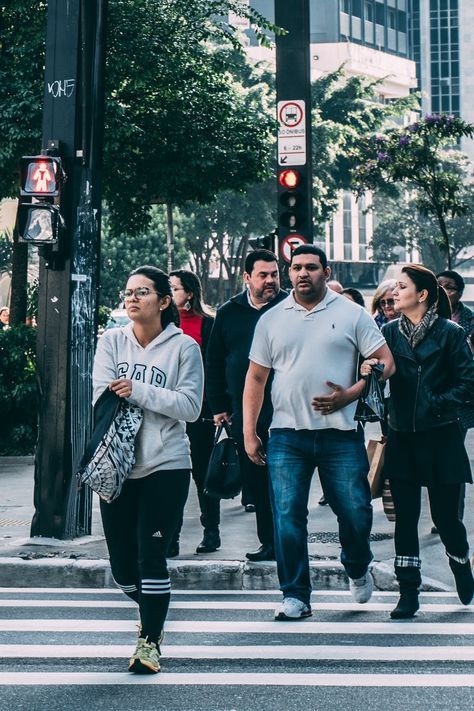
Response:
[246,544,275,561]
[196,528,221,554]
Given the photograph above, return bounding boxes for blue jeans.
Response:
[267,428,373,605]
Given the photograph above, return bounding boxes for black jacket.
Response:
[205,289,288,423]
[383,317,474,432]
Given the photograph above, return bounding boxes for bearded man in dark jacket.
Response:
[205,249,287,560]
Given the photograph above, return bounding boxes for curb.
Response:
[0,557,452,592]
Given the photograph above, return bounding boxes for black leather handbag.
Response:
[203,423,242,500]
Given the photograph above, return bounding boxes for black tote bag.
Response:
[203,422,242,500]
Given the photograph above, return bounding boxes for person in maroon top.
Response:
[168,270,219,554]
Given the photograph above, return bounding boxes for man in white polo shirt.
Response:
[243,245,395,620]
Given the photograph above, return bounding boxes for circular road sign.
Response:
[280,234,307,263]
[279,102,304,128]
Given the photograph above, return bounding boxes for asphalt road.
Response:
[0,588,474,711]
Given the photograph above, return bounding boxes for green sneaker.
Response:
[128,637,161,674]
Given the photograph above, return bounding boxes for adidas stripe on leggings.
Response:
[100,469,190,645]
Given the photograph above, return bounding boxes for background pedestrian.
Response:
[371,279,397,327]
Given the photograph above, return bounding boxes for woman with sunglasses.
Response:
[361,265,474,619]
[168,269,219,556]
[93,265,203,674]
[371,279,397,328]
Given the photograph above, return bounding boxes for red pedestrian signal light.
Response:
[278,169,301,189]
[20,156,62,197]
[16,155,65,245]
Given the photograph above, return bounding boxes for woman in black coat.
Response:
[361,264,474,619]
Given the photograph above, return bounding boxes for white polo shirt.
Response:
[249,289,386,431]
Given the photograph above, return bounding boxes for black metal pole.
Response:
[275,0,313,266]
[31,0,107,539]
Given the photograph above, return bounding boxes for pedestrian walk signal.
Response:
[20,156,62,197]
[16,155,65,245]
[278,168,304,230]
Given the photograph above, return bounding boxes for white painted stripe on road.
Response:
[0,588,459,597]
[0,599,468,613]
[2,644,474,661]
[1,619,473,634]
[1,672,474,686]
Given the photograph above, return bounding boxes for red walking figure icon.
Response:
[32,162,53,193]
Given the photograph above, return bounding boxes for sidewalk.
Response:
[1,425,473,591]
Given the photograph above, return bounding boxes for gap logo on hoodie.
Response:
[117,362,167,388]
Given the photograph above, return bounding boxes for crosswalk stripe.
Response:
[2,644,474,660]
[1,672,474,686]
[0,599,467,612]
[0,619,472,634]
[0,588,459,597]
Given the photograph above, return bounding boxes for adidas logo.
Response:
[151,530,163,538]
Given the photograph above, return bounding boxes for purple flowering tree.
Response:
[353,114,474,268]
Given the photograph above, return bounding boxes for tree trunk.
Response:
[9,239,28,326]
[436,210,452,269]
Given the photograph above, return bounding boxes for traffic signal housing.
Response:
[16,155,65,245]
[278,168,305,231]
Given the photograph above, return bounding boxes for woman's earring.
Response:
[184,300,192,311]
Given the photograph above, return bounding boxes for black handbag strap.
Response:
[213,421,232,444]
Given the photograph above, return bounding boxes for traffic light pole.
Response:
[31,0,107,539]
[275,0,313,266]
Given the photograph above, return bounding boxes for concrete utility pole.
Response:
[275,0,313,267]
[31,0,108,539]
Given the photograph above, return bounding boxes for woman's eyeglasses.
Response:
[120,287,160,300]
[380,298,395,308]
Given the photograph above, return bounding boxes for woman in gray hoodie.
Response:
[93,265,203,674]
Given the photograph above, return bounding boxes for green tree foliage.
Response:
[99,205,188,307]
[353,114,474,268]
[0,324,37,454]
[311,67,417,228]
[0,230,13,273]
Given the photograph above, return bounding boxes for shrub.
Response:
[0,325,37,455]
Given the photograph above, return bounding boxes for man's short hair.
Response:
[437,269,465,294]
[244,249,278,275]
[290,244,328,270]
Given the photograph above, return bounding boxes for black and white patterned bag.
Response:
[78,389,143,503]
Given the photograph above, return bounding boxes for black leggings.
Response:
[100,469,190,645]
[390,478,469,561]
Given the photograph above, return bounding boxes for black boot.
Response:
[390,591,419,619]
[449,557,474,605]
[196,528,221,553]
[390,564,421,619]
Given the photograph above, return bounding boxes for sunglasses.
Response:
[380,298,395,307]
[120,287,161,300]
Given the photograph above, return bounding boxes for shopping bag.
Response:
[354,363,386,423]
[382,479,396,522]
[203,423,242,500]
[366,439,385,499]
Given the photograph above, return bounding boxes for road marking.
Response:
[0,599,468,612]
[1,672,474,686]
[0,588,458,597]
[2,644,474,661]
[1,619,473,634]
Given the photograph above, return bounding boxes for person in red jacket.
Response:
[168,270,219,555]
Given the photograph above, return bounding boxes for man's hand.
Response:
[244,433,266,466]
[110,378,133,399]
[213,412,232,426]
[312,381,351,415]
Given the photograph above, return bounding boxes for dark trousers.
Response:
[100,469,190,644]
[232,417,274,548]
[171,417,219,543]
[390,478,469,562]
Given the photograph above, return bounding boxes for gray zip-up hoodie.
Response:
[93,322,203,478]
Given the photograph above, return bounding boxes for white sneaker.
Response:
[349,571,374,603]
[275,597,312,620]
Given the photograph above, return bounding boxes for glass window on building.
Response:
[343,193,353,260]
[358,195,368,261]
